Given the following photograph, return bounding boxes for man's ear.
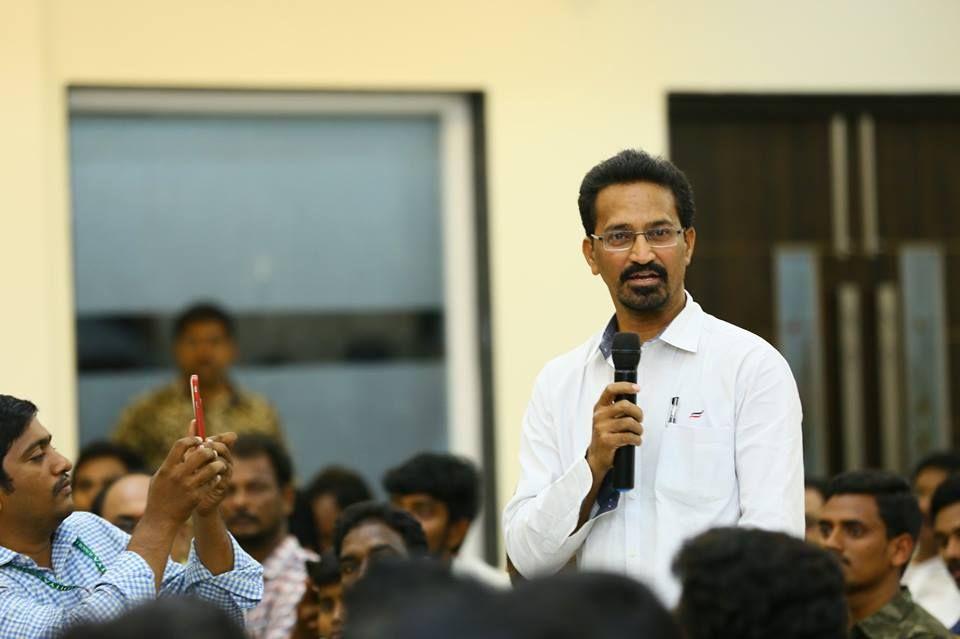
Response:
[445,518,471,554]
[282,484,296,517]
[683,226,696,266]
[888,532,915,569]
[582,237,600,275]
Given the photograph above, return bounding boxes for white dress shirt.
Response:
[503,292,805,605]
[903,555,960,628]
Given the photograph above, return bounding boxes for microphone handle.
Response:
[612,369,637,491]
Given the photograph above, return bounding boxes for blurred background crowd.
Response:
[3,0,960,637]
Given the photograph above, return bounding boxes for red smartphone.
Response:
[190,374,206,439]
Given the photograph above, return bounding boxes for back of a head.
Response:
[382,452,481,523]
[333,501,429,558]
[824,470,922,541]
[344,557,494,639]
[673,527,846,639]
[308,466,373,508]
[508,571,682,639]
[58,596,246,639]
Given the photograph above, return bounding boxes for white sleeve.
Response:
[502,369,600,577]
[734,345,805,536]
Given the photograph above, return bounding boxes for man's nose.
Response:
[627,233,657,263]
[54,451,73,475]
[945,536,960,560]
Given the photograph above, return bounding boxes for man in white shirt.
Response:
[904,452,960,627]
[502,149,805,605]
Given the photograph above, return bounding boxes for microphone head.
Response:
[611,332,641,369]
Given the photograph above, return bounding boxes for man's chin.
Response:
[618,285,669,313]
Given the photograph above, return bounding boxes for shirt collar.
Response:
[0,515,80,567]
[597,290,703,359]
[262,535,303,580]
[854,587,915,635]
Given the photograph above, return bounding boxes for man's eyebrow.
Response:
[20,435,52,460]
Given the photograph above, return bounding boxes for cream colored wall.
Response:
[3,0,960,527]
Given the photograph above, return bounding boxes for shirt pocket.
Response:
[654,417,735,506]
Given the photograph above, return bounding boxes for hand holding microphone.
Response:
[586,332,643,491]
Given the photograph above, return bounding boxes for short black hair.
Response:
[509,571,682,639]
[0,394,38,492]
[76,441,145,477]
[307,550,341,587]
[307,466,372,509]
[232,434,293,487]
[59,596,246,639]
[673,527,847,639]
[382,452,481,523]
[578,149,696,236]
[333,501,428,559]
[824,470,922,541]
[930,474,960,525]
[173,302,235,340]
[912,451,960,481]
[804,476,828,498]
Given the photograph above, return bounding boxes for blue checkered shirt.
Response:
[0,512,263,638]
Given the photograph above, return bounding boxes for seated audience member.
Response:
[805,476,827,542]
[71,440,144,511]
[306,552,345,639]
[221,435,317,639]
[342,557,493,639]
[0,394,262,637]
[307,466,372,552]
[59,596,247,639]
[818,470,952,638]
[673,527,846,639]
[333,501,428,589]
[930,473,960,632]
[383,452,508,587]
[113,302,282,469]
[92,472,193,562]
[508,571,682,639]
[905,452,960,627]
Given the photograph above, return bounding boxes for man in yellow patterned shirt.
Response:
[113,303,282,470]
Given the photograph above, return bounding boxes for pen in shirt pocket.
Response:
[667,396,679,426]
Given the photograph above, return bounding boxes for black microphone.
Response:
[611,332,641,491]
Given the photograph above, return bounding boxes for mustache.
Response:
[226,512,260,526]
[53,473,70,496]
[620,262,668,284]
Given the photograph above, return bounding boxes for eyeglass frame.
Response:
[588,226,688,252]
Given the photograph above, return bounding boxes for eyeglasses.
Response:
[590,227,685,251]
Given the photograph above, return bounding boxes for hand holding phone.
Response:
[190,374,206,440]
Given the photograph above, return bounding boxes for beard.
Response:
[617,262,670,312]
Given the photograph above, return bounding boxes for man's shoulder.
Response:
[858,590,953,639]
[537,330,604,380]
[120,381,182,414]
[700,310,778,355]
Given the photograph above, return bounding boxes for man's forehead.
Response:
[822,493,881,521]
[10,418,50,455]
[934,502,960,531]
[343,519,406,551]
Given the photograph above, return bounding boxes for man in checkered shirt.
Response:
[0,394,264,638]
